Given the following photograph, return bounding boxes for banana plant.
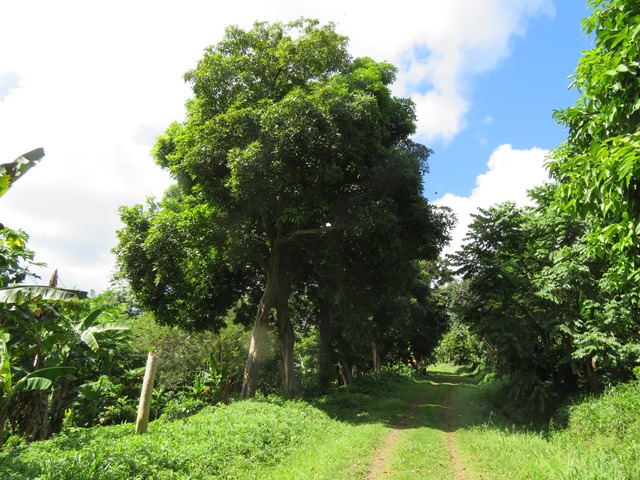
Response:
[0,286,131,445]
[0,331,74,447]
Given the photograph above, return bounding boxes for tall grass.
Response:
[2,367,638,479]
[1,400,333,479]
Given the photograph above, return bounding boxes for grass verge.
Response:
[453,372,640,480]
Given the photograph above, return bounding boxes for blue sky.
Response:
[0,1,595,291]
[430,2,591,197]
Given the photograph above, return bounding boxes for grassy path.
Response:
[357,368,470,480]
[361,367,640,480]
[443,384,467,480]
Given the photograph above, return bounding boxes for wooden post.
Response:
[135,351,158,435]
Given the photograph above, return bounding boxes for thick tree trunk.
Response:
[276,253,296,397]
[241,297,272,399]
[277,306,295,397]
[338,359,352,386]
[276,263,296,396]
[241,247,281,399]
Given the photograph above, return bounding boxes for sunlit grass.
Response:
[0,373,422,479]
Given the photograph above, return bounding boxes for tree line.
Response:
[448,0,640,407]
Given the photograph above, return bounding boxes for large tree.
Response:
[117,19,449,397]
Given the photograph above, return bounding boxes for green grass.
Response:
[2,400,335,479]
[384,381,452,479]
[0,372,424,479]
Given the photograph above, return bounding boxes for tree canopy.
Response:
[116,19,452,397]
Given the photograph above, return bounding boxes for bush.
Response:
[65,376,138,428]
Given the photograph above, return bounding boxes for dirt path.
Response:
[444,383,467,480]
[363,388,431,479]
[364,376,468,480]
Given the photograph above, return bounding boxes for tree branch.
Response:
[282,224,339,244]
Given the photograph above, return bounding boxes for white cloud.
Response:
[414,90,469,142]
[0,1,554,291]
[435,144,551,256]
[391,0,554,141]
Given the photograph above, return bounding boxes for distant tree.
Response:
[116,19,451,398]
[450,201,566,407]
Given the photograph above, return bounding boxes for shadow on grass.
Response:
[308,368,490,434]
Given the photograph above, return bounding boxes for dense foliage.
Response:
[450,187,639,407]
[445,0,640,409]
[545,0,640,384]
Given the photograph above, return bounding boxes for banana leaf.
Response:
[78,316,131,352]
[0,148,45,198]
[15,366,75,391]
[0,285,88,304]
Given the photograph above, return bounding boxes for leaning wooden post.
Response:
[135,351,159,435]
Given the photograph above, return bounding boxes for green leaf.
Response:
[18,377,54,391]
[80,322,131,351]
[80,330,99,351]
[87,322,132,334]
[15,366,75,391]
[78,308,105,331]
[0,332,12,395]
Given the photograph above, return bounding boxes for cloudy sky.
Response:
[1,1,592,292]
